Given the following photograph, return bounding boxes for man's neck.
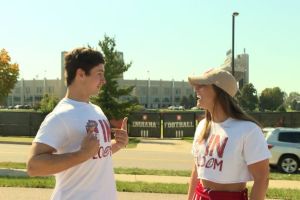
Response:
[65,85,89,103]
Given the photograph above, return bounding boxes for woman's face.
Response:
[194,84,217,111]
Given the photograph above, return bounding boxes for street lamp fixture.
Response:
[232,12,239,76]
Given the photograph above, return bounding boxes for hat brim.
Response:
[188,76,211,86]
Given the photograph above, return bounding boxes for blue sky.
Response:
[2,0,299,94]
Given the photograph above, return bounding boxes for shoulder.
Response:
[91,103,105,114]
[51,98,85,117]
[230,118,261,132]
[197,118,207,127]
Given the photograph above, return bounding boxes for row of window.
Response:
[137,87,193,96]
[12,87,55,94]
[7,96,44,102]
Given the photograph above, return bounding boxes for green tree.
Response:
[259,87,285,111]
[291,99,297,110]
[285,92,300,110]
[92,36,138,121]
[276,104,286,112]
[180,96,189,108]
[0,49,19,104]
[237,83,258,111]
[39,94,59,114]
[188,94,196,108]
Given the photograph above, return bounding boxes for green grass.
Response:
[269,171,300,181]
[0,136,33,143]
[1,162,299,181]
[181,137,193,143]
[126,137,140,148]
[114,167,190,177]
[0,162,27,169]
[0,109,36,112]
[260,187,300,200]
[0,176,54,188]
[0,176,299,199]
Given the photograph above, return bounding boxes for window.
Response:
[139,96,147,103]
[154,97,160,103]
[36,87,43,94]
[163,97,170,102]
[138,87,147,95]
[13,97,20,101]
[26,87,30,94]
[278,132,300,143]
[164,88,171,95]
[15,88,21,94]
[186,88,193,95]
[150,87,158,95]
[48,87,54,93]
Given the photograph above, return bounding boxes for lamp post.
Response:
[232,12,239,76]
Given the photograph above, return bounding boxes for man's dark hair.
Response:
[64,47,105,86]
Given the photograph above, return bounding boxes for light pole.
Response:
[232,12,239,76]
[147,70,150,108]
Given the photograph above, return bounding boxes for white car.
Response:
[265,128,300,173]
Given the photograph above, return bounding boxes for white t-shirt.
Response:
[34,98,117,200]
[192,118,271,184]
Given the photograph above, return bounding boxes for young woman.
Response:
[187,68,271,200]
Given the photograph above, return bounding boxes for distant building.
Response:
[6,78,61,107]
[6,51,249,108]
[220,49,249,88]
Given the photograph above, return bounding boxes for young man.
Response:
[27,47,128,200]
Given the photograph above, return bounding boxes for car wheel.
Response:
[278,155,299,174]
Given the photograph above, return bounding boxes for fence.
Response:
[1,111,300,137]
[0,112,45,136]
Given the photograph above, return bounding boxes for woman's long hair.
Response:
[197,84,261,143]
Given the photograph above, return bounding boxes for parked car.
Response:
[167,106,185,110]
[265,128,300,173]
[262,127,275,137]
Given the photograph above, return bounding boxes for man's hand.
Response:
[79,130,99,159]
[112,117,129,150]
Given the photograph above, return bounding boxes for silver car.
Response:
[265,128,300,173]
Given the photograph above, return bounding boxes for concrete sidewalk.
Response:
[115,174,300,190]
[0,187,187,200]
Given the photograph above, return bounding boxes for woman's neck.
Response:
[209,104,229,123]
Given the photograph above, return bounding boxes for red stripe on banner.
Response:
[99,120,107,142]
[103,120,111,141]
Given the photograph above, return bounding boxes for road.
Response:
[0,139,194,170]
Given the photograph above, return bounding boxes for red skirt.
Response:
[192,182,248,200]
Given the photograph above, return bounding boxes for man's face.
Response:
[84,64,106,96]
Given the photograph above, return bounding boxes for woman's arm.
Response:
[187,164,198,200]
[248,159,269,200]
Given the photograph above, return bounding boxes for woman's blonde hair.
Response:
[197,85,261,143]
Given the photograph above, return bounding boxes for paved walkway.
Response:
[0,187,187,200]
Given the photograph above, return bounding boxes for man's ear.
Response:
[75,68,86,80]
